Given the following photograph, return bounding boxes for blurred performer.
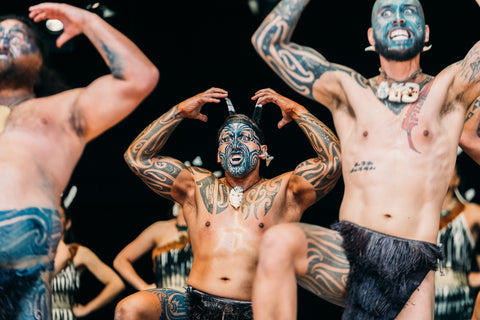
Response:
[0,2,158,319]
[435,166,480,320]
[114,202,192,292]
[52,186,125,320]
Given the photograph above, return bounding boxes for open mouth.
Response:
[389,29,410,41]
[0,50,9,60]
[230,153,243,165]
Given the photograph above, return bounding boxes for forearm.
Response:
[81,11,158,83]
[294,111,341,197]
[125,106,183,166]
[114,259,149,290]
[252,0,330,100]
[82,278,125,314]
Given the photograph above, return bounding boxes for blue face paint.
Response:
[371,0,425,61]
[218,122,262,177]
[0,21,39,62]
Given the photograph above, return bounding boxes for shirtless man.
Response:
[0,3,158,320]
[116,87,341,319]
[250,0,480,319]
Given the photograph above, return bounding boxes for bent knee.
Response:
[258,223,306,270]
[115,292,161,320]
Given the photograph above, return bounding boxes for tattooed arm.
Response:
[452,41,480,110]
[124,88,228,203]
[29,3,159,141]
[460,97,480,165]
[251,0,360,111]
[253,88,341,208]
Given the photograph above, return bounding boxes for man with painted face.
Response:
[250,0,480,319]
[0,3,158,320]
[119,87,341,320]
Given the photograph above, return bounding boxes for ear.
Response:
[367,27,375,46]
[424,24,430,43]
[259,145,268,160]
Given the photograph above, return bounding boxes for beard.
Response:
[0,58,41,90]
[375,37,425,62]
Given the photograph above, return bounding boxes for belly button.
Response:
[384,213,392,218]
[205,221,210,227]
[423,130,429,136]
[363,131,368,137]
[259,223,264,228]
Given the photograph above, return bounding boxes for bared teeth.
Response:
[390,29,409,39]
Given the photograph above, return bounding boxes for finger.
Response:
[196,113,208,122]
[56,33,70,48]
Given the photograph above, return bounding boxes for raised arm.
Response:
[29,2,159,141]
[124,87,228,204]
[251,0,356,109]
[460,97,480,165]
[252,88,341,208]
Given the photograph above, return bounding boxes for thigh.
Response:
[144,288,189,320]
[295,223,349,307]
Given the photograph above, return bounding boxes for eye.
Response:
[381,9,393,17]
[404,8,414,15]
[9,35,21,45]
[238,135,250,142]
[221,135,233,143]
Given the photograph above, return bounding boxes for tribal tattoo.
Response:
[145,288,188,319]
[296,223,349,307]
[252,0,367,100]
[401,80,432,152]
[294,112,341,200]
[125,106,185,202]
[100,40,123,79]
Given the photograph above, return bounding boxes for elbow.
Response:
[137,65,160,96]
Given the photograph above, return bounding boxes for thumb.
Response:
[196,113,208,122]
[56,33,71,48]
[277,119,288,129]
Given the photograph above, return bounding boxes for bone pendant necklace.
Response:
[225,177,263,209]
[377,68,422,103]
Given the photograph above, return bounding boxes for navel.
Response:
[259,222,264,228]
[205,221,211,227]
[384,213,392,219]
[363,131,368,137]
[423,130,429,137]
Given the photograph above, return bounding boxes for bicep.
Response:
[75,74,147,141]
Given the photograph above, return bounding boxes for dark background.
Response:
[4,0,480,319]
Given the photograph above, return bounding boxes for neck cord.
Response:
[224,177,263,192]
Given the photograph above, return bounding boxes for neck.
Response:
[378,57,422,82]
[0,88,35,108]
[225,172,262,191]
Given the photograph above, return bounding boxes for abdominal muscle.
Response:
[339,168,445,244]
[186,224,261,301]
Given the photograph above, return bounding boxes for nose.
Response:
[0,36,9,50]
[392,10,405,25]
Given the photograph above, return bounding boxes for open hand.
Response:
[177,87,228,122]
[29,3,89,48]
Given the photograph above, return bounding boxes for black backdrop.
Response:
[3,0,480,319]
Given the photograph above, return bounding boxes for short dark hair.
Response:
[217,114,265,145]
